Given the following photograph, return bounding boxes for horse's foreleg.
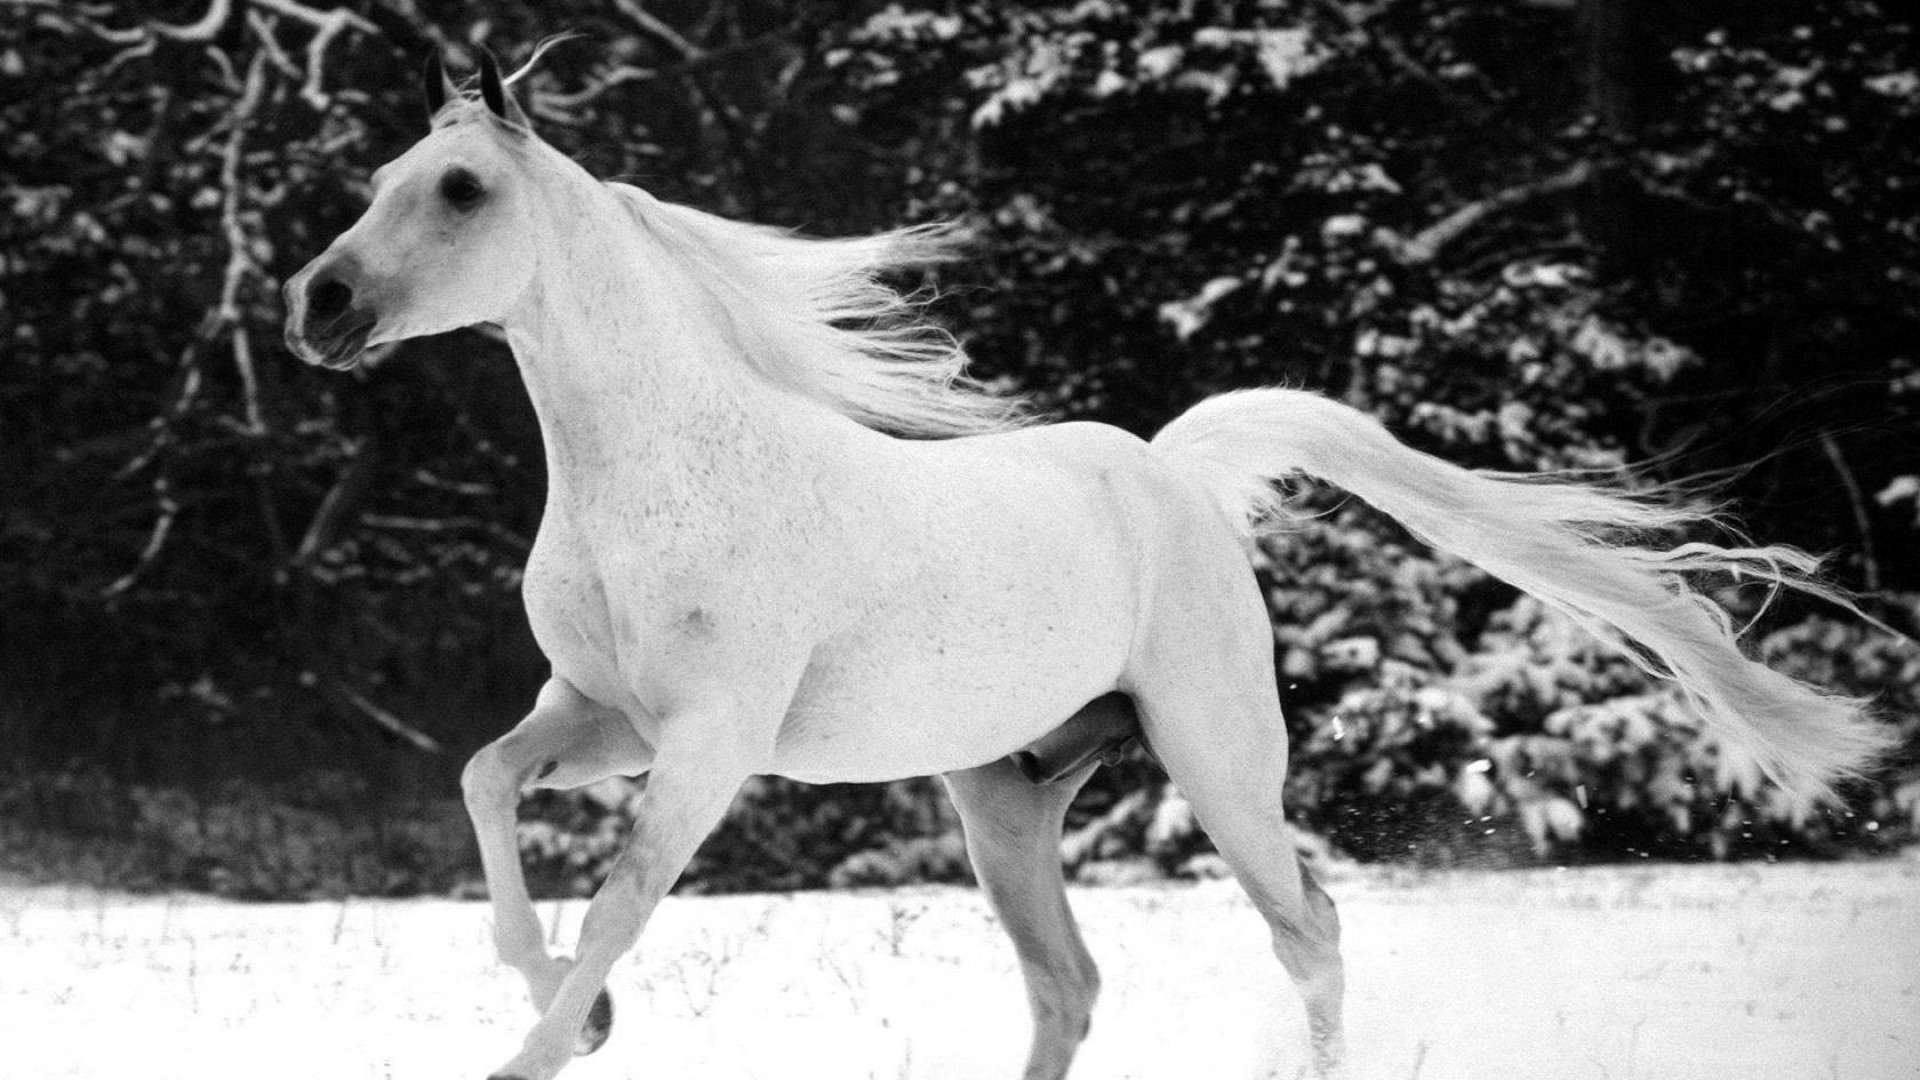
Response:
[485,710,757,1080]
[943,756,1101,1080]
[462,678,653,1053]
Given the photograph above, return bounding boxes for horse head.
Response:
[283,48,549,370]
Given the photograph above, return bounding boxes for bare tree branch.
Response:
[151,0,232,41]
[1819,429,1883,593]
[540,63,662,110]
[613,0,703,61]
[41,0,228,74]
[1388,161,1595,265]
[360,513,532,552]
[72,0,230,45]
[247,10,304,81]
[46,0,373,108]
[116,349,205,481]
[218,48,271,434]
[102,474,179,598]
[338,685,444,753]
[540,30,795,113]
[249,0,377,109]
[293,438,377,568]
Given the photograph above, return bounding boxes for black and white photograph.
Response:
[1,2,1916,1078]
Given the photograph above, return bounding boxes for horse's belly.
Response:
[772,638,1123,783]
[772,545,1138,782]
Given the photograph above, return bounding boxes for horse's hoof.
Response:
[573,987,614,1056]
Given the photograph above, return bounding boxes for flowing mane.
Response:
[606,183,1033,438]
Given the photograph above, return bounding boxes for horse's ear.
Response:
[423,53,456,121]
[475,46,531,129]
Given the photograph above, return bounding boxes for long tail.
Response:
[1151,387,1891,804]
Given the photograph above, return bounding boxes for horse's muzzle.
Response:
[284,262,377,370]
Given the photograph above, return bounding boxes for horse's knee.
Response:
[462,739,526,808]
[463,712,595,804]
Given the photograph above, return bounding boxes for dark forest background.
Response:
[2,0,1917,898]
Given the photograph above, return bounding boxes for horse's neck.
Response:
[503,226,832,525]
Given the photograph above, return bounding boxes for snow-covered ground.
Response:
[2,858,1914,1080]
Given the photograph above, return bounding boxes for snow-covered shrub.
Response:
[1259,507,1920,864]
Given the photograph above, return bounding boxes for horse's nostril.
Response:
[308,277,354,321]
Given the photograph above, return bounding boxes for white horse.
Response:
[283,50,1889,1080]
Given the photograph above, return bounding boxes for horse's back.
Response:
[971,418,1262,602]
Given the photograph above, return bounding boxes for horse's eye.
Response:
[439,168,485,209]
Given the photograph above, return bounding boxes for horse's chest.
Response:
[520,502,812,710]
[521,525,629,704]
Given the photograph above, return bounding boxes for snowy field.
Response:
[2,858,1915,1080]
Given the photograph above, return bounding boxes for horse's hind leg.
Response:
[1139,681,1346,1077]
[461,677,654,1055]
[1128,577,1346,1077]
[942,757,1100,1080]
